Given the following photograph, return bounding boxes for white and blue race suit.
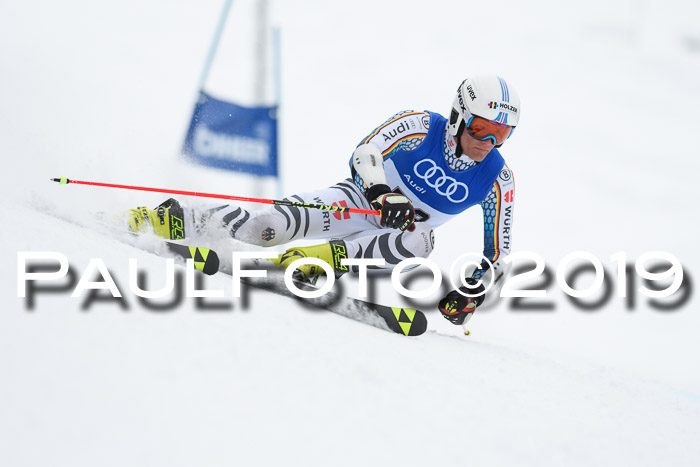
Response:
[203,110,515,276]
[349,110,515,275]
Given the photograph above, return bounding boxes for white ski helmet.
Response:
[448,74,521,147]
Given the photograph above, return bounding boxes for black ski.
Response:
[92,213,221,276]
[162,242,220,275]
[94,212,425,335]
[234,264,428,337]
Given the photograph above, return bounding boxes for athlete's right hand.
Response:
[371,192,415,231]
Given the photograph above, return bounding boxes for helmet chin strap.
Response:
[454,121,466,158]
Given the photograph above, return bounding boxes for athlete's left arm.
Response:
[471,165,515,282]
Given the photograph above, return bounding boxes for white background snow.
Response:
[1,0,700,465]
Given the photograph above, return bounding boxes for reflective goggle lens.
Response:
[466,116,513,146]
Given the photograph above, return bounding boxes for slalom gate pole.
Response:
[50,177,381,216]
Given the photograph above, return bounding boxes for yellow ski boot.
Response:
[127,198,188,240]
[271,240,349,283]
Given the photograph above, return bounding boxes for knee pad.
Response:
[400,223,435,259]
[234,210,289,246]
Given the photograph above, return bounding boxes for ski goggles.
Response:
[465,115,514,147]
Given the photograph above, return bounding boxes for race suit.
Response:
[205,110,515,276]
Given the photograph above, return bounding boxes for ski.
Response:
[138,241,428,334]
[233,263,429,337]
[93,214,221,276]
[117,238,427,335]
[162,241,220,276]
[90,211,425,335]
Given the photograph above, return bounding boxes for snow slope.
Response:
[2,0,700,466]
[4,203,700,466]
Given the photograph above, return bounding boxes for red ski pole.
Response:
[51,177,381,216]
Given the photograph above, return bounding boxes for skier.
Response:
[130,74,520,326]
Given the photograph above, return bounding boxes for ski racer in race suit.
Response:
[133,75,520,325]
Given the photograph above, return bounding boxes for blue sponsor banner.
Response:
[183,91,278,176]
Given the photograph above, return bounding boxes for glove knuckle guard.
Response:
[438,277,486,325]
